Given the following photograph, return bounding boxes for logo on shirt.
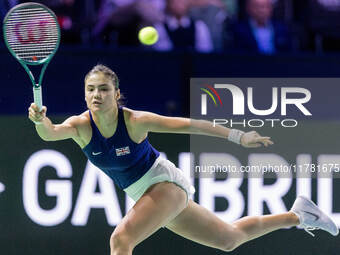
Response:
[115,146,130,156]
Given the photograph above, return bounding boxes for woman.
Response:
[28,65,338,255]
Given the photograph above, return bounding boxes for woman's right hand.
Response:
[28,103,47,124]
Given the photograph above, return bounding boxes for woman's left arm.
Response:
[136,111,273,148]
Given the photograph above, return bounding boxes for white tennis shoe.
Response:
[290,196,339,237]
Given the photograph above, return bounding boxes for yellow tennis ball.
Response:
[138,26,159,45]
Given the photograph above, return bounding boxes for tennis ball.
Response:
[138,26,159,45]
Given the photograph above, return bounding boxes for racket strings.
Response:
[5,6,59,63]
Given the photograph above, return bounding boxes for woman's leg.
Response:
[110,182,187,255]
[166,200,299,252]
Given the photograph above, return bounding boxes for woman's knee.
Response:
[110,230,133,254]
[213,235,238,252]
[217,225,244,252]
[221,239,239,252]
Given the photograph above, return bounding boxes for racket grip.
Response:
[33,86,43,111]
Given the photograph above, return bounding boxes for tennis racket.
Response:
[3,2,61,111]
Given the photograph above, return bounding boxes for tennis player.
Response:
[28,65,338,255]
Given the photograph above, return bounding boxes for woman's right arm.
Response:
[28,103,79,142]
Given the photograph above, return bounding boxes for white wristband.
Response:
[228,129,245,144]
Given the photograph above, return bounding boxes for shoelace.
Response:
[302,225,319,237]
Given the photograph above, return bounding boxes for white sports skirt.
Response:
[124,156,195,203]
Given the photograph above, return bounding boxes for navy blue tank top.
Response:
[82,107,160,189]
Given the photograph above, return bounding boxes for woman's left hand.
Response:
[240,131,274,148]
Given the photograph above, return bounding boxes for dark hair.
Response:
[85,64,120,89]
[85,64,125,106]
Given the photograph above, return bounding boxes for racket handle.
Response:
[33,86,43,111]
